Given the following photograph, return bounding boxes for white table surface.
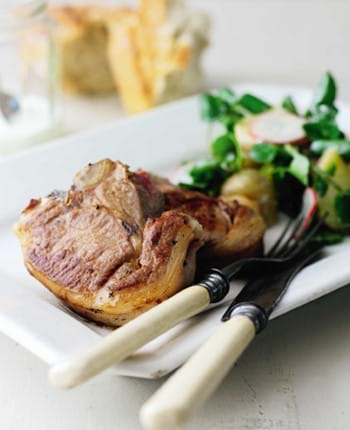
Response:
[2,1,350,429]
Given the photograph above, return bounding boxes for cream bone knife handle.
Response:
[49,270,229,389]
[140,304,267,430]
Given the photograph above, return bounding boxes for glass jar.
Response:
[0,0,60,155]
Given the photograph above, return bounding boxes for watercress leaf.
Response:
[312,104,338,122]
[220,115,236,132]
[310,140,333,155]
[282,96,298,115]
[310,139,350,159]
[285,145,310,186]
[211,134,234,161]
[221,152,239,172]
[217,88,236,105]
[312,230,343,245]
[200,93,223,121]
[237,94,271,114]
[303,120,343,140]
[313,71,337,107]
[250,143,278,164]
[313,173,328,197]
[334,190,350,225]
[211,133,242,172]
[190,159,223,183]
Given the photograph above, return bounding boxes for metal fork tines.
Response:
[220,214,323,283]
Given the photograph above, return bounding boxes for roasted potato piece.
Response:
[221,168,277,225]
[317,148,350,230]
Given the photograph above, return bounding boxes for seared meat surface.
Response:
[15,160,265,326]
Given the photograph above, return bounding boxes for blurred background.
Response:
[54,0,350,129]
[1,0,350,153]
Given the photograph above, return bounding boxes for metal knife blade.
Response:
[222,246,324,329]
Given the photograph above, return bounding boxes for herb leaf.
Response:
[250,143,278,164]
[282,96,298,115]
[313,173,329,197]
[200,94,223,122]
[179,159,227,196]
[313,71,337,107]
[303,118,343,141]
[216,88,236,104]
[211,134,234,161]
[310,139,350,160]
[211,133,242,172]
[304,73,344,141]
[334,190,350,225]
[237,94,271,114]
[285,145,310,186]
[312,230,344,245]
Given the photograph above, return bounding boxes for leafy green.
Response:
[250,143,278,164]
[303,113,343,140]
[199,89,271,132]
[190,71,350,237]
[313,172,329,197]
[199,89,243,131]
[304,72,344,141]
[282,96,298,115]
[212,133,242,172]
[312,71,337,108]
[179,159,227,196]
[310,139,350,159]
[216,88,236,104]
[334,191,350,225]
[250,143,309,186]
[181,133,243,195]
[285,146,310,186]
[312,230,344,245]
[200,94,224,122]
[237,94,271,114]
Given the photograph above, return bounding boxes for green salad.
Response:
[179,72,350,244]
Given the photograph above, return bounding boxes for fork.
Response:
[49,191,319,389]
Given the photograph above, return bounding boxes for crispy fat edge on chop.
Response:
[15,160,265,327]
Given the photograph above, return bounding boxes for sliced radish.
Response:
[295,187,318,238]
[302,187,318,225]
[251,108,306,144]
[235,108,306,148]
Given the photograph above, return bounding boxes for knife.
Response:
[140,247,323,430]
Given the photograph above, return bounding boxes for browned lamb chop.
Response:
[15,159,265,326]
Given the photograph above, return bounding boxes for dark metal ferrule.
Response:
[222,303,268,334]
[198,269,230,303]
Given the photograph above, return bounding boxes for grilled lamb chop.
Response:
[15,159,265,327]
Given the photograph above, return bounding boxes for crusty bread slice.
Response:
[106,0,209,112]
[51,1,209,111]
[51,6,125,95]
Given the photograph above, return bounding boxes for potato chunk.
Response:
[317,148,350,230]
[221,168,277,225]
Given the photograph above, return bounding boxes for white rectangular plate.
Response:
[1,83,350,379]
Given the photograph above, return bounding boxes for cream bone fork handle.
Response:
[140,246,324,430]
[49,190,319,389]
